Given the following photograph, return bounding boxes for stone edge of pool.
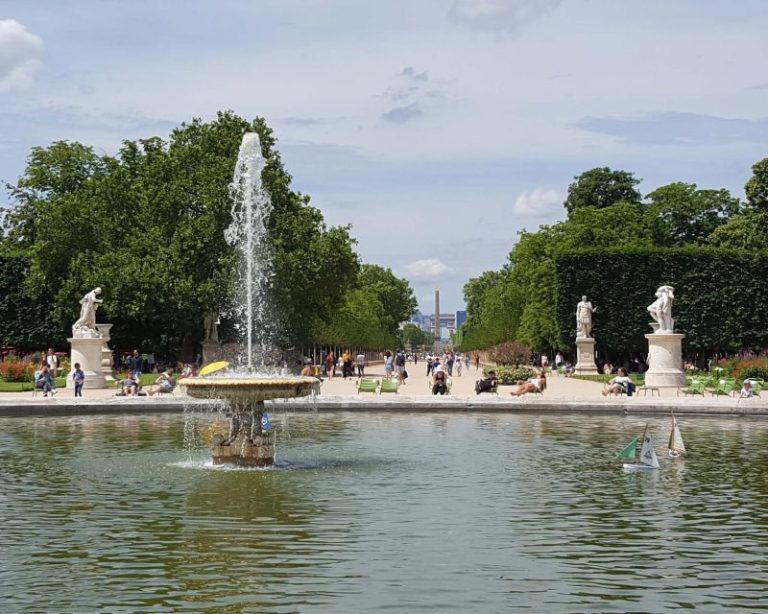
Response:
[1,395,767,417]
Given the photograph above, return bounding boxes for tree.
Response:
[313,288,394,349]
[708,211,768,250]
[2,111,361,354]
[357,264,417,336]
[645,182,741,246]
[564,167,642,216]
[745,157,768,211]
[399,323,434,350]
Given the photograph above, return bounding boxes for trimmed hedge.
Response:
[556,247,768,357]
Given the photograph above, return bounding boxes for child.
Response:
[740,380,754,398]
[72,362,85,397]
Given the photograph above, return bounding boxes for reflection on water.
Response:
[2,412,768,612]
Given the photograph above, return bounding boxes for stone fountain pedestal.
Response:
[181,376,318,467]
[67,336,106,389]
[644,331,686,387]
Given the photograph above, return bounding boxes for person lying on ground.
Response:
[148,369,175,396]
[475,371,499,394]
[510,371,547,397]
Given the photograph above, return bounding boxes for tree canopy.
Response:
[563,167,642,216]
[0,111,411,355]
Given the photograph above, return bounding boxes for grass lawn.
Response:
[0,377,67,393]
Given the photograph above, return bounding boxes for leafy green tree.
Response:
[564,167,642,216]
[2,111,360,354]
[399,323,434,350]
[745,157,768,211]
[645,182,741,246]
[357,264,417,336]
[313,288,394,349]
[708,211,768,250]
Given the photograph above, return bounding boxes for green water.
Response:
[2,412,768,613]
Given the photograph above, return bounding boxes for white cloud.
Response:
[449,0,564,33]
[0,19,43,92]
[513,187,563,217]
[402,258,449,281]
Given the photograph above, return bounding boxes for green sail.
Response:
[617,438,638,459]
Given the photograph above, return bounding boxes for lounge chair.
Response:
[380,379,399,394]
[356,378,379,394]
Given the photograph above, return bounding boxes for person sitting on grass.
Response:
[148,369,175,396]
[475,371,499,394]
[601,368,634,396]
[510,370,547,397]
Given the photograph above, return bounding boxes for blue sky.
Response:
[1,0,767,313]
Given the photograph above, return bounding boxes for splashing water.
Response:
[224,133,277,371]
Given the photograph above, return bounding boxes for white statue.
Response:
[72,287,103,337]
[576,295,597,338]
[648,285,674,333]
[203,311,220,343]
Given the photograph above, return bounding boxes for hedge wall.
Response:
[556,247,768,357]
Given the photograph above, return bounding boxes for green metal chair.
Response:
[746,378,764,397]
[356,378,379,394]
[380,378,399,394]
[678,378,707,397]
[711,378,737,397]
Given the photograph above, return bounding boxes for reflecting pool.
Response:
[2,412,768,612]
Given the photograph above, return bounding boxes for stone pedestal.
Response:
[95,324,115,382]
[212,432,275,467]
[645,332,686,387]
[574,337,599,375]
[68,337,107,389]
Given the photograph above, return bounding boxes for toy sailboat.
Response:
[668,413,686,458]
[618,425,660,471]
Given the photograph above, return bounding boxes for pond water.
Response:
[2,412,768,613]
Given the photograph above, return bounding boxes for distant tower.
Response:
[434,289,441,340]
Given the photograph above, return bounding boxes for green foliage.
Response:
[728,358,768,382]
[483,365,537,385]
[488,341,532,366]
[564,167,641,216]
[745,157,768,211]
[0,358,36,382]
[357,264,417,336]
[399,323,434,350]
[0,253,61,348]
[2,111,360,353]
[556,247,768,355]
[313,287,394,349]
[709,211,768,251]
[645,183,741,246]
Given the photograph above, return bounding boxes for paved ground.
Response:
[1,361,766,417]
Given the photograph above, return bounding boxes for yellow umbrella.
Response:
[198,361,230,376]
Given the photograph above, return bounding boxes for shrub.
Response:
[488,341,533,366]
[0,359,36,382]
[731,358,768,382]
[484,365,537,385]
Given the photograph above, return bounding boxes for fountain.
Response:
[180,132,317,466]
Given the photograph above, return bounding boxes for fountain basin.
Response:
[180,376,319,402]
[180,375,319,466]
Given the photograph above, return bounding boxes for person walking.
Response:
[130,349,142,381]
[324,352,335,380]
[456,356,462,376]
[464,354,470,372]
[356,352,365,377]
[46,348,59,377]
[72,362,85,397]
[426,355,434,376]
[446,353,455,376]
[474,353,480,371]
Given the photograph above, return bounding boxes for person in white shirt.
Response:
[602,368,634,396]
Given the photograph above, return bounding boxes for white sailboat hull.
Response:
[622,462,659,472]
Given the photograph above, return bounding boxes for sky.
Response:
[1,0,767,314]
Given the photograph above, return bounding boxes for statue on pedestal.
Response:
[575,296,597,339]
[72,287,103,338]
[648,285,674,333]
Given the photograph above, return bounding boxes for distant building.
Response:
[456,310,467,329]
[425,313,457,340]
